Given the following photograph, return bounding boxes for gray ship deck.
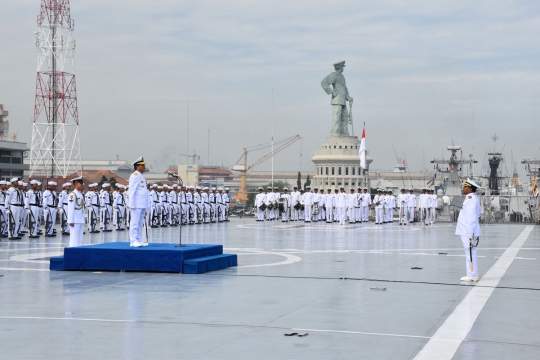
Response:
[1,219,539,359]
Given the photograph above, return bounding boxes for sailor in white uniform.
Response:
[360,188,371,222]
[5,178,24,240]
[85,183,100,233]
[127,157,150,247]
[347,188,357,224]
[430,189,437,225]
[302,186,314,223]
[319,188,326,221]
[312,187,321,222]
[0,181,8,238]
[325,188,334,223]
[113,184,126,230]
[419,188,430,225]
[355,187,363,223]
[19,182,29,235]
[58,183,72,235]
[406,189,416,223]
[397,188,408,225]
[290,186,300,221]
[280,188,291,222]
[373,189,384,225]
[149,184,160,227]
[335,187,347,225]
[67,176,86,247]
[223,188,231,221]
[255,187,266,221]
[42,181,58,237]
[264,188,273,220]
[386,190,396,223]
[456,178,482,281]
[27,180,42,238]
[100,183,113,231]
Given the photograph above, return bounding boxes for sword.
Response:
[469,235,474,273]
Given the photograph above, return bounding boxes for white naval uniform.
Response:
[373,194,384,224]
[100,190,113,230]
[406,193,416,223]
[42,190,57,235]
[290,190,300,221]
[0,189,7,237]
[347,193,357,224]
[430,194,437,224]
[397,193,409,224]
[223,192,230,221]
[361,191,371,222]
[85,190,99,232]
[335,192,347,225]
[5,186,24,238]
[302,191,314,222]
[150,190,160,226]
[216,193,225,222]
[160,191,170,225]
[281,193,291,221]
[386,195,395,223]
[27,189,42,237]
[325,193,335,223]
[312,192,321,222]
[113,192,126,230]
[255,193,266,221]
[67,189,85,247]
[201,192,210,223]
[419,193,430,224]
[264,192,273,220]
[319,193,326,221]
[58,190,70,233]
[455,192,481,278]
[355,192,362,222]
[127,170,149,245]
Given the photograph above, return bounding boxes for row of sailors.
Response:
[147,184,230,227]
[0,177,230,241]
[254,186,438,226]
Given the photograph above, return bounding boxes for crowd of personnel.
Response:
[254,186,439,225]
[0,177,231,241]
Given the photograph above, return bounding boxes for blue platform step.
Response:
[49,242,237,274]
[183,254,238,274]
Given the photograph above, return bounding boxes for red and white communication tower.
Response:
[29,0,81,179]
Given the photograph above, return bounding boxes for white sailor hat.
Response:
[463,178,480,189]
[71,176,84,184]
[158,186,163,190]
[327,187,332,190]
[218,187,223,191]
[29,180,38,185]
[357,186,362,189]
[273,187,278,190]
[350,187,355,191]
[151,184,158,188]
[377,188,382,192]
[0,180,7,185]
[10,177,19,183]
[313,187,318,190]
[203,187,209,190]
[409,188,414,191]
[117,184,125,189]
[48,181,57,186]
[224,188,229,191]
[306,185,311,188]
[363,187,368,190]
[62,183,71,188]
[172,184,178,188]
[258,187,263,190]
[19,182,26,186]
[196,186,201,190]
[163,184,169,189]
[102,183,110,188]
[131,156,145,167]
[37,181,42,186]
[211,187,216,190]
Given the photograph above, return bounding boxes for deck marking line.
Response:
[413,225,534,360]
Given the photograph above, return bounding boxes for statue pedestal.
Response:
[311,136,373,189]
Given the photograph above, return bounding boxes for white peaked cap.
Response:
[131,156,145,166]
[465,178,481,188]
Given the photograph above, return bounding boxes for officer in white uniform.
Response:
[280,188,291,222]
[255,187,266,221]
[325,188,334,223]
[42,181,58,237]
[312,187,321,222]
[456,179,482,281]
[113,184,126,230]
[360,188,371,222]
[419,188,429,225]
[127,157,150,247]
[217,188,226,222]
[301,186,314,223]
[264,187,273,220]
[100,183,113,231]
[0,181,8,238]
[386,190,396,223]
[27,180,42,238]
[290,186,300,221]
[406,189,416,224]
[20,182,29,235]
[319,188,326,221]
[5,178,24,240]
[58,183,71,235]
[397,188,408,225]
[347,188,357,224]
[335,187,347,225]
[223,188,231,221]
[86,183,100,233]
[67,176,86,247]
[430,189,437,224]
[373,189,384,225]
[355,187,362,223]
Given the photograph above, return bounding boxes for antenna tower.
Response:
[30,0,82,179]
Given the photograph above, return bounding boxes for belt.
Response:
[47,205,56,208]
[30,203,42,207]
[204,202,209,204]
[118,204,125,207]
[10,204,23,207]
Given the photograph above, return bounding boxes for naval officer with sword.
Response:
[127,157,150,247]
[455,178,482,282]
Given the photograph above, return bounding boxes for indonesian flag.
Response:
[359,127,366,169]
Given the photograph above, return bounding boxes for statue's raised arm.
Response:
[321,60,353,137]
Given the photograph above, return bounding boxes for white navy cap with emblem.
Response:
[132,156,145,167]
[464,178,480,189]
[71,176,84,184]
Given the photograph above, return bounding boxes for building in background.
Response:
[1,139,30,181]
[0,104,10,141]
